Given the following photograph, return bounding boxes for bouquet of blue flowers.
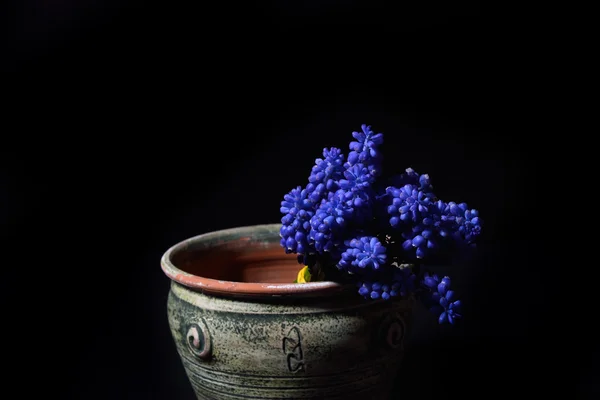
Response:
[279,124,482,324]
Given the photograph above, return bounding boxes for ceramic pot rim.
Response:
[160,223,347,297]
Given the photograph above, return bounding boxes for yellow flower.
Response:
[296,266,312,283]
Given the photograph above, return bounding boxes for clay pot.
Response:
[161,223,413,400]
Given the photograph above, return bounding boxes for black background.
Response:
[2,0,588,398]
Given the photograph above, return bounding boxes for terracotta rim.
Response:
[160,224,347,297]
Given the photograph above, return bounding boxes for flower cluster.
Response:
[421,273,462,324]
[279,124,482,324]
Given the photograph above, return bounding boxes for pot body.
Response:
[163,224,413,400]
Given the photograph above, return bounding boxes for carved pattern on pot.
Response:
[186,318,212,360]
[282,326,304,373]
[378,312,407,351]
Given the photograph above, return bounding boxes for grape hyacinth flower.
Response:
[345,124,384,176]
[430,199,452,238]
[422,271,443,291]
[280,186,315,255]
[385,194,403,227]
[358,281,389,300]
[401,225,438,259]
[387,167,434,194]
[384,184,440,259]
[338,236,387,272]
[430,201,483,246]
[305,182,328,205]
[278,123,480,327]
[386,184,435,225]
[356,266,417,300]
[421,273,462,324]
[308,196,352,253]
[338,164,375,206]
[438,290,462,324]
[308,147,345,191]
[453,205,482,245]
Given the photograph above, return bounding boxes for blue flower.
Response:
[345,124,384,175]
[434,201,483,245]
[429,200,452,237]
[422,271,443,290]
[421,273,462,324]
[338,236,387,271]
[454,205,482,244]
[279,122,480,317]
[308,196,352,253]
[280,186,314,215]
[280,186,315,254]
[338,163,375,209]
[382,184,440,259]
[387,167,434,193]
[356,266,416,300]
[305,182,328,205]
[388,196,482,260]
[386,184,434,225]
[385,195,403,227]
[339,164,374,195]
[401,225,438,259]
[437,290,462,325]
[358,281,389,300]
[308,147,345,191]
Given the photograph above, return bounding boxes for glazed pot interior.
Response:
[170,241,299,284]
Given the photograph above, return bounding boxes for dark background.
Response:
[2,0,588,398]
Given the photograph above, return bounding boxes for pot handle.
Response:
[186,318,212,360]
[378,312,407,350]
